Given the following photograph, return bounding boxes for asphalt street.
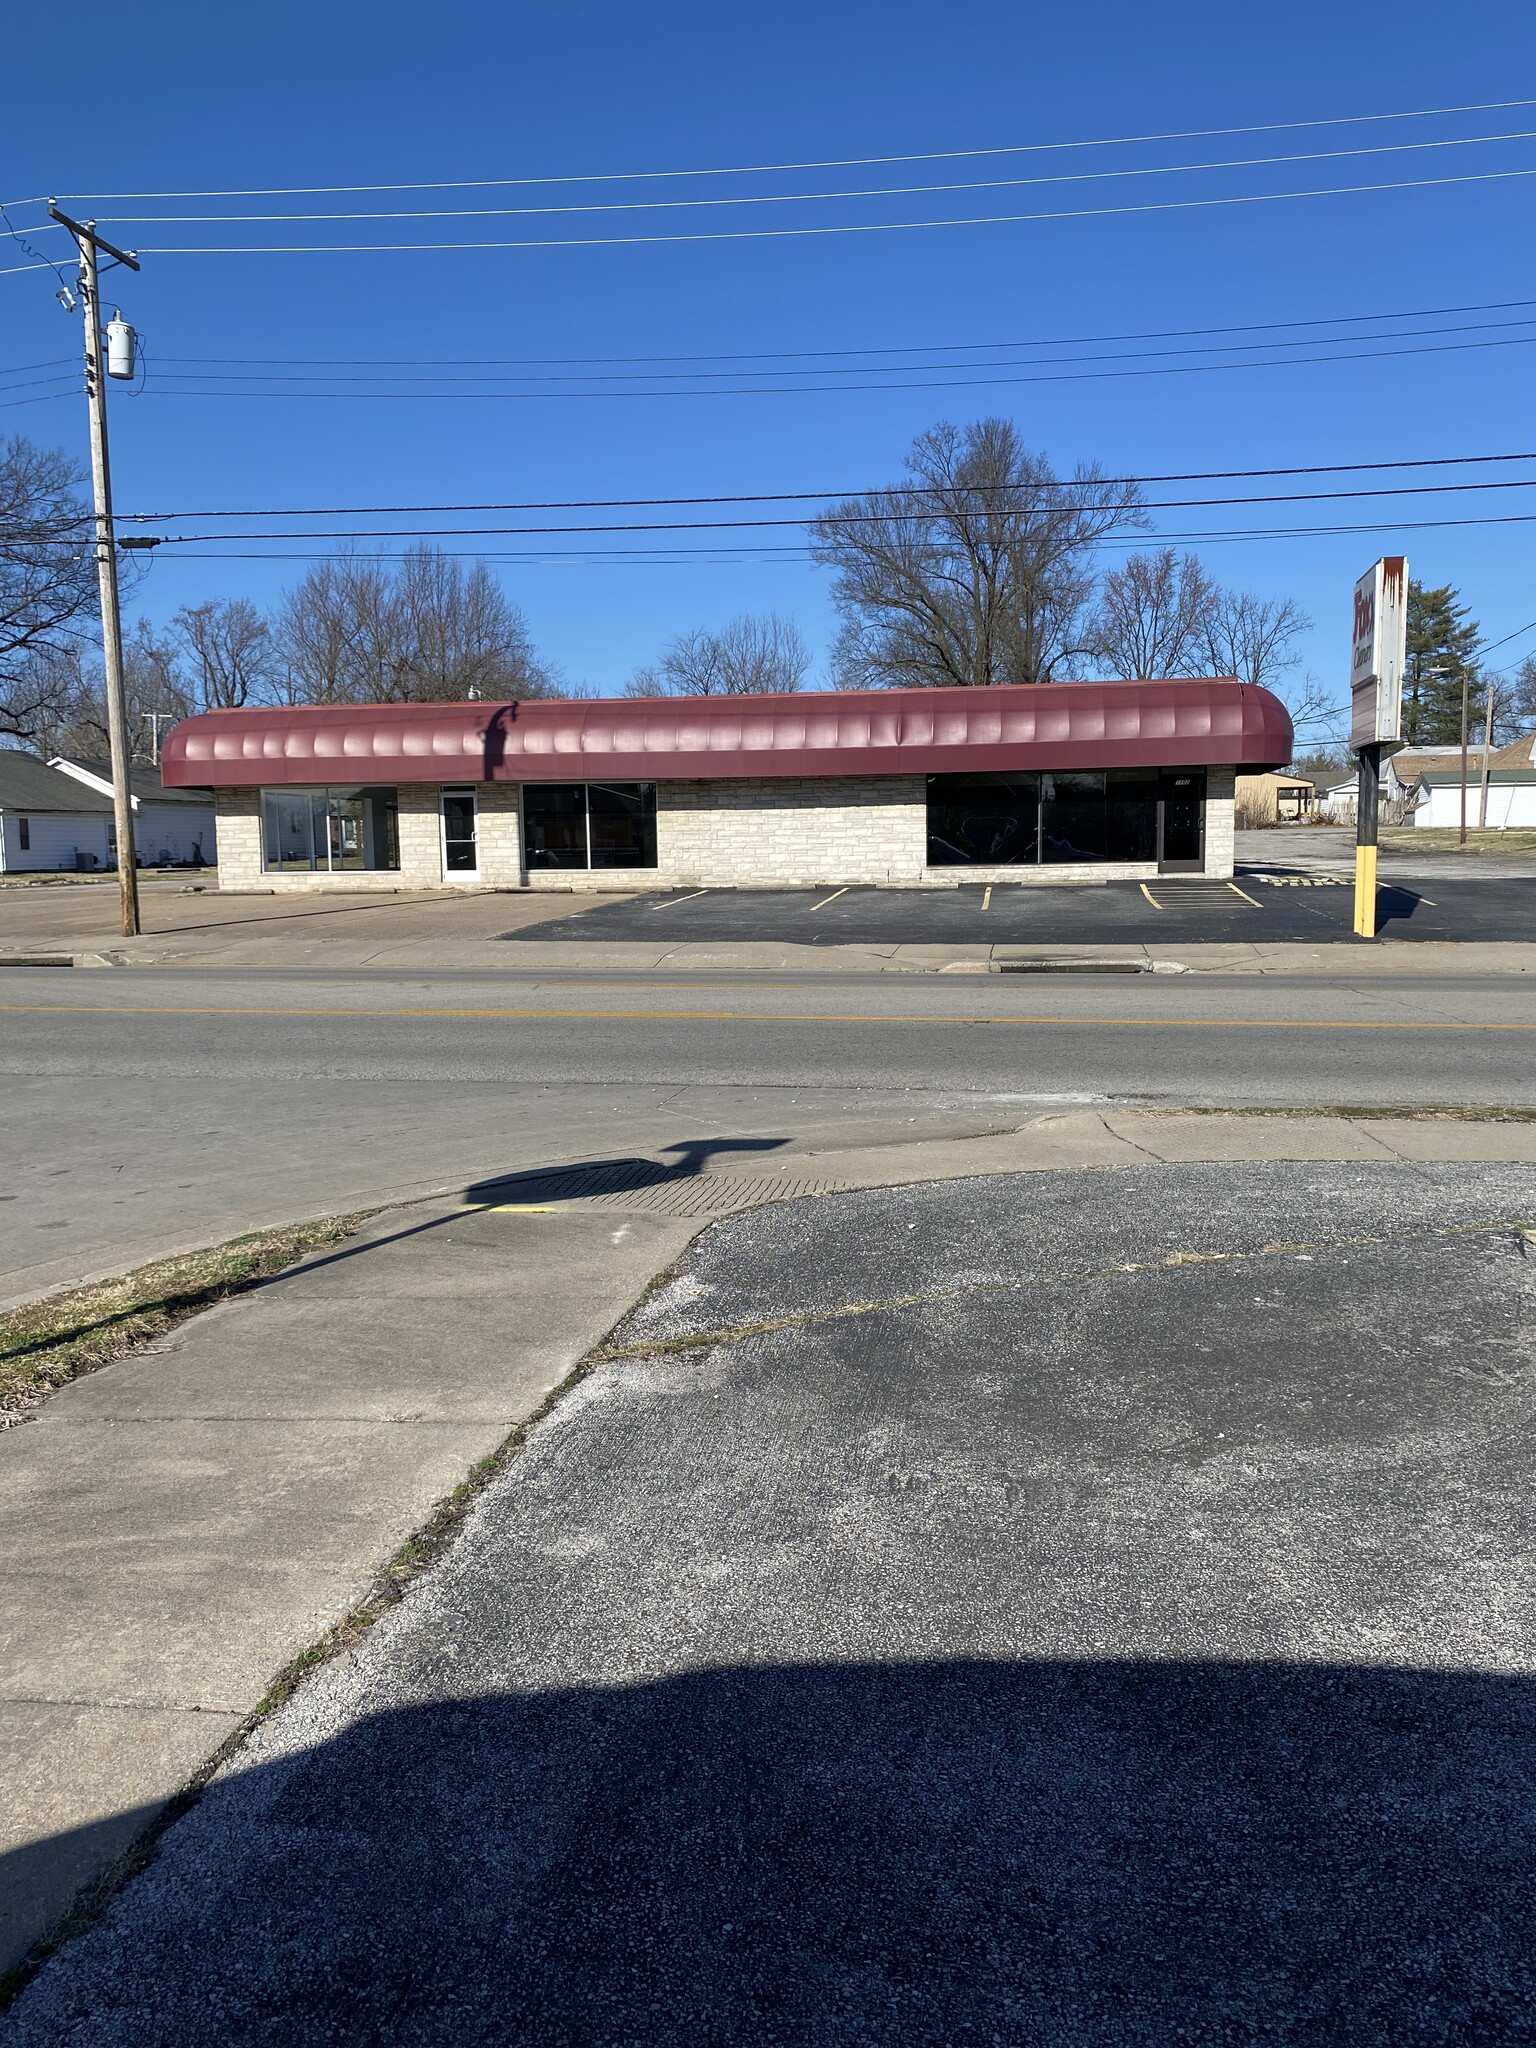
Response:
[4,964,1536,1302]
[11,1161,1536,2045]
[505,876,1536,946]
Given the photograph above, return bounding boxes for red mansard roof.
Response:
[161,679,1294,787]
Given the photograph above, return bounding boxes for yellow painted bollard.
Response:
[1352,842,1378,938]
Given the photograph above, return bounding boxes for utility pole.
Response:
[1477,675,1496,830]
[48,202,141,938]
[1459,670,1471,847]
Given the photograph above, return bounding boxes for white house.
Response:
[49,757,215,866]
[1324,734,1536,828]
[0,752,116,873]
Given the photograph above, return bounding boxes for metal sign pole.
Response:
[1353,742,1380,938]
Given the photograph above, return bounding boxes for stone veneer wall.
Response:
[654,776,927,887]
[216,770,1236,888]
[214,782,523,889]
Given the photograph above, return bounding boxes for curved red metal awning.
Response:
[161,679,1294,787]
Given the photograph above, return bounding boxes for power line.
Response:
[145,477,1536,544]
[131,508,1536,560]
[14,94,1535,205]
[142,294,1536,368]
[136,313,1536,386]
[60,128,1536,227]
[116,165,1536,257]
[117,447,1536,523]
[7,163,1535,277]
[120,330,1536,403]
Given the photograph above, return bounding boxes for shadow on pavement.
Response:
[244,1136,792,1289]
[8,1657,1535,2042]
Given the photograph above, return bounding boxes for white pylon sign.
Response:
[1349,556,1408,749]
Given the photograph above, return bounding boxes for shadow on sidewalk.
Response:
[250,1135,792,1288]
[7,1656,1535,2041]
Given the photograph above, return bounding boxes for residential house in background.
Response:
[1322,733,1536,828]
[0,751,216,873]
[49,758,215,866]
[1234,771,1315,826]
[0,752,116,873]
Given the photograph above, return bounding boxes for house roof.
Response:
[0,751,113,815]
[1391,733,1535,779]
[49,757,213,807]
[1416,767,1536,787]
[161,679,1295,788]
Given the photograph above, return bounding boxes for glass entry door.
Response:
[1158,772,1205,872]
[440,788,479,877]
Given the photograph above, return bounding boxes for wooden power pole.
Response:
[48,202,142,938]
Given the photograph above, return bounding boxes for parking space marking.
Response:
[1139,883,1163,910]
[1226,882,1264,908]
[809,888,850,911]
[982,886,992,911]
[652,890,709,909]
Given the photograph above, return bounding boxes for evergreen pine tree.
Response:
[1403,580,1481,746]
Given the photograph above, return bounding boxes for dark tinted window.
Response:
[1041,772,1106,863]
[523,783,589,869]
[926,774,1040,865]
[1106,771,1159,862]
[588,782,658,869]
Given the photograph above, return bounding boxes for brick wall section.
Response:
[1205,768,1236,878]
[213,789,263,887]
[655,776,927,886]
[218,772,1236,888]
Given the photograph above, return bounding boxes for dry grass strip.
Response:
[0,1212,374,1426]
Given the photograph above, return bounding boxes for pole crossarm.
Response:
[46,201,140,272]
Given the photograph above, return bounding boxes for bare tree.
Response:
[394,548,556,701]
[811,418,1145,689]
[173,597,275,711]
[28,620,192,764]
[1199,588,1310,693]
[0,435,100,744]
[1087,549,1218,678]
[274,546,555,704]
[626,612,810,697]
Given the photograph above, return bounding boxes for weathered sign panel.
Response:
[1349,556,1408,749]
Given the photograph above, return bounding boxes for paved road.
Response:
[11,1161,1536,2044]
[4,965,1536,1302]
[505,876,1536,946]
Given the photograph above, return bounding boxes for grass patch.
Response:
[1380,827,1536,856]
[0,1212,375,1425]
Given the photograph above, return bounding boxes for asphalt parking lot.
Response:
[14,1161,1536,2045]
[507,875,1536,947]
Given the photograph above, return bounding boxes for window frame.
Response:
[260,786,401,875]
[521,781,657,872]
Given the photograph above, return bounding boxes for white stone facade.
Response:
[215,772,1238,888]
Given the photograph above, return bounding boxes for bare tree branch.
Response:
[811,418,1146,688]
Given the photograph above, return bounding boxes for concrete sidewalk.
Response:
[5,1107,1536,1978]
[2,873,1535,976]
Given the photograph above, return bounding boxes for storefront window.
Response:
[523,782,657,870]
[261,787,399,873]
[927,774,1040,865]
[928,770,1182,866]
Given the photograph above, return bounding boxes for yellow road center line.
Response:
[2,1004,1534,1032]
[1227,882,1264,908]
[982,886,992,911]
[808,888,850,911]
[1139,883,1162,910]
[653,890,708,908]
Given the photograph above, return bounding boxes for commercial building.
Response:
[161,677,1293,891]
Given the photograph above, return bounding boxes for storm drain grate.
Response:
[478,1160,854,1217]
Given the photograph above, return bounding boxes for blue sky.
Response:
[4,0,1535,714]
